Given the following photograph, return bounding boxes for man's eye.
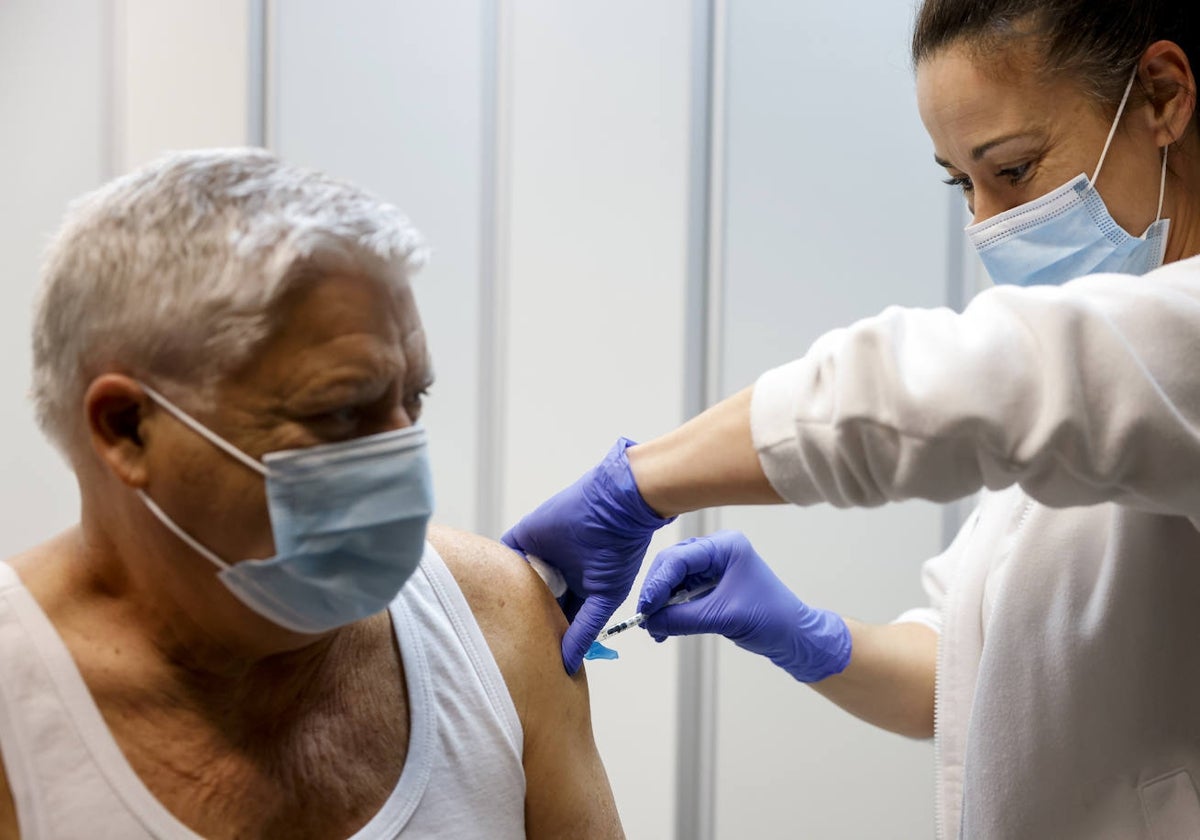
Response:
[943,174,974,193]
[405,388,430,415]
[309,405,363,431]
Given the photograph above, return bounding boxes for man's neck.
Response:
[9,526,411,840]
[19,524,389,733]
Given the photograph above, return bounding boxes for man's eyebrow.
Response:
[934,133,1037,170]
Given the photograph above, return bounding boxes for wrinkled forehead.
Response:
[915,42,1082,163]
[273,266,418,342]
[224,270,429,406]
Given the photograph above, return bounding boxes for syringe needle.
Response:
[594,580,718,642]
[595,613,647,642]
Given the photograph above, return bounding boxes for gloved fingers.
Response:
[637,537,722,614]
[641,596,721,639]
[499,525,525,554]
[500,516,558,560]
[558,589,585,622]
[561,595,624,675]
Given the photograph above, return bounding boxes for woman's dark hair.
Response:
[913,0,1198,120]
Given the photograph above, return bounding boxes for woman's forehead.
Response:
[916,44,1086,164]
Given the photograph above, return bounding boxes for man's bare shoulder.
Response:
[425,526,623,838]
[0,753,16,840]
[426,525,574,708]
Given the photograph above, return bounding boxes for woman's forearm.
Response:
[812,619,937,740]
[627,387,783,517]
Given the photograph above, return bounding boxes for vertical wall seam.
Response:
[477,0,511,539]
[261,0,279,151]
[102,0,126,179]
[675,1,725,839]
[246,0,267,148]
[703,0,728,420]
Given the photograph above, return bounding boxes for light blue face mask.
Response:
[136,384,434,634]
[965,69,1171,287]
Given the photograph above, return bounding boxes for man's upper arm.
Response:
[0,750,18,840]
[429,526,624,840]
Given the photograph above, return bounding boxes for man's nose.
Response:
[388,405,416,432]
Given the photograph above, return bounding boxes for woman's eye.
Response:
[998,163,1032,185]
[942,174,973,194]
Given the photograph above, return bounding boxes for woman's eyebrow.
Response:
[969,132,1035,160]
[934,132,1039,170]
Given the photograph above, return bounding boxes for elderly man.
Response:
[0,149,622,839]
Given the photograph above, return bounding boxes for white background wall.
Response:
[713,2,945,836]
[0,1,105,555]
[116,0,250,173]
[500,3,694,835]
[0,2,961,837]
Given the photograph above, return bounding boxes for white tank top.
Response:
[0,544,525,839]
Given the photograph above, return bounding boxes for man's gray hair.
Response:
[32,148,428,457]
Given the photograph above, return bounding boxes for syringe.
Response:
[594,580,719,643]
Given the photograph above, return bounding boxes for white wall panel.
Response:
[714,1,948,837]
[117,0,249,172]
[273,0,488,532]
[0,1,106,555]
[500,1,695,835]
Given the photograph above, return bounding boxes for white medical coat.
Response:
[749,255,1200,839]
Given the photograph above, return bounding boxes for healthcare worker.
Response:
[503,1,1200,837]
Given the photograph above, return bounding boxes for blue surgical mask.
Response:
[966,69,1171,287]
[136,384,434,634]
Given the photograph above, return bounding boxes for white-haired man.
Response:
[0,149,622,840]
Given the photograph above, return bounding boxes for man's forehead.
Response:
[227,273,428,400]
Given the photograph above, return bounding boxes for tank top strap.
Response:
[0,562,175,839]
[410,545,523,752]
[354,544,525,839]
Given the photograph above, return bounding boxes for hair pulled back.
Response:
[913,0,1198,124]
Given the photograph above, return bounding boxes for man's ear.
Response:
[1139,40,1197,147]
[84,374,153,488]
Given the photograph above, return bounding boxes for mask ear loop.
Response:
[134,382,267,572]
[1156,143,1169,222]
[138,382,269,477]
[1092,67,1140,186]
[136,489,232,571]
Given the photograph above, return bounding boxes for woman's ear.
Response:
[84,374,153,488]
[1139,40,1197,147]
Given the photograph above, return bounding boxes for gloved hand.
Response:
[639,530,851,683]
[503,438,674,674]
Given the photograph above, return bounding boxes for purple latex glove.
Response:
[639,530,852,683]
[503,438,674,674]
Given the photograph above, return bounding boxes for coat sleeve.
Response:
[750,259,1200,520]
